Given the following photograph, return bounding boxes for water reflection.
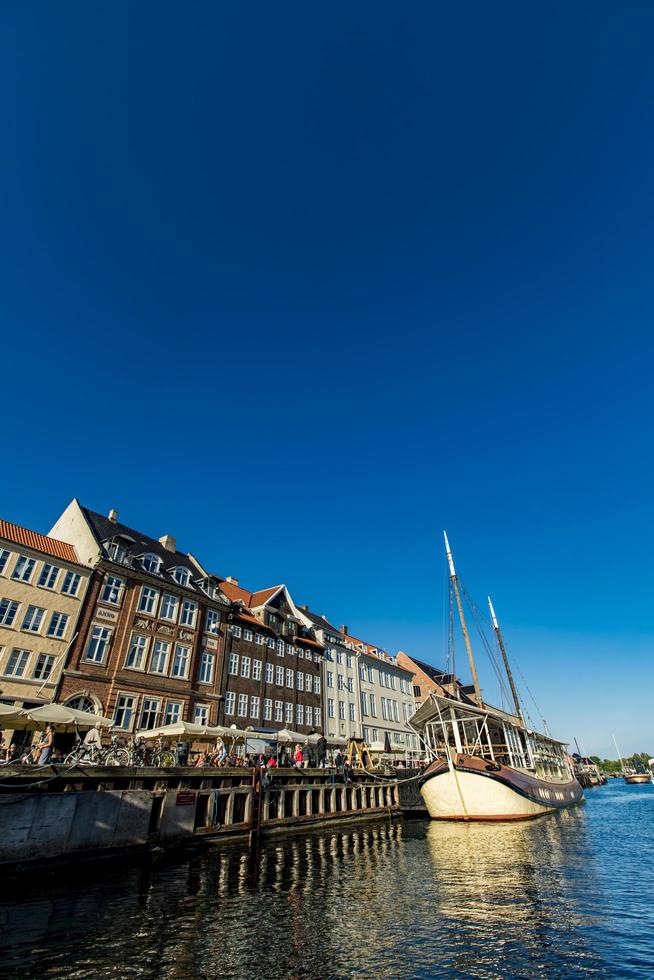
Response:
[1,787,653,978]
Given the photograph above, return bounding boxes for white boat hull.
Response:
[420,759,583,821]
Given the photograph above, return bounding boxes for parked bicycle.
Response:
[126,734,175,768]
[64,733,129,767]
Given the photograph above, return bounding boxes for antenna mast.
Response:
[488,596,523,723]
[444,532,483,706]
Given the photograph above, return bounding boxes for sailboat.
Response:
[613,735,650,784]
[410,533,583,821]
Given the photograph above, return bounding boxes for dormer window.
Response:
[172,567,190,587]
[141,553,162,574]
[105,536,134,563]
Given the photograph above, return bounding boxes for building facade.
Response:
[0,519,91,716]
[49,500,231,732]
[217,581,323,735]
[396,650,469,711]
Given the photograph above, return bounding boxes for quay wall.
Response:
[0,766,404,869]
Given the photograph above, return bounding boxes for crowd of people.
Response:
[189,735,334,769]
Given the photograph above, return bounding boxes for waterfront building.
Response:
[217,580,324,735]
[48,500,231,730]
[396,650,460,710]
[0,519,91,724]
[296,608,360,740]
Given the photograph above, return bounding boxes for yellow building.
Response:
[0,519,91,721]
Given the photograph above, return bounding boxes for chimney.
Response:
[159,534,176,552]
[339,625,348,636]
[108,509,119,524]
[226,576,239,585]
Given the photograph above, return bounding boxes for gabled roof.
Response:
[398,652,449,684]
[0,518,80,565]
[297,607,340,634]
[83,508,205,593]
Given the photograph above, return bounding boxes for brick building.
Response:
[217,580,323,735]
[49,500,231,731]
[0,519,91,721]
[396,650,468,710]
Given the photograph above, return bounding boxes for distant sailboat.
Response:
[411,533,583,821]
[613,734,650,785]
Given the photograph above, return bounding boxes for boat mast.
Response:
[488,596,523,723]
[612,734,625,773]
[443,532,483,706]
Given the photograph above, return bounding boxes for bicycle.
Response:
[64,734,129,767]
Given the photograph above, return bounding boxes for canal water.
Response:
[1,779,653,978]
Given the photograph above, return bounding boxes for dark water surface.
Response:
[1,780,653,978]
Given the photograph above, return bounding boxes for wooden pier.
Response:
[0,765,409,870]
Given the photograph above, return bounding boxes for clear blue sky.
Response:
[2,3,653,758]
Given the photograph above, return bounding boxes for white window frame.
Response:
[172,567,190,586]
[250,696,260,719]
[241,656,251,679]
[21,605,45,633]
[12,555,35,582]
[224,692,236,716]
[101,574,124,605]
[160,593,179,622]
[32,653,56,681]
[61,570,82,596]
[140,697,162,730]
[252,659,262,681]
[237,693,248,718]
[4,648,30,677]
[265,662,274,684]
[0,598,20,627]
[138,586,159,616]
[84,626,112,664]
[47,611,69,639]
[180,599,197,628]
[171,643,191,678]
[199,651,215,684]
[228,653,239,675]
[125,632,149,670]
[194,703,210,725]
[38,563,60,590]
[263,698,272,721]
[164,700,182,725]
[0,550,10,576]
[150,639,170,675]
[205,609,220,635]
[114,692,138,731]
[140,553,162,574]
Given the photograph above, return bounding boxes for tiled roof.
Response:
[0,519,79,564]
[251,585,282,607]
[299,607,340,633]
[397,651,448,683]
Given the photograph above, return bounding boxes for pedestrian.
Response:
[0,743,20,766]
[302,741,310,769]
[294,743,303,768]
[83,722,103,762]
[334,749,344,771]
[316,734,327,768]
[37,725,55,765]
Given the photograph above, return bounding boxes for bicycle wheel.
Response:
[157,750,175,768]
[64,751,83,766]
[105,748,129,767]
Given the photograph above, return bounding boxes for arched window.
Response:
[64,694,102,715]
[141,553,162,574]
[172,567,190,586]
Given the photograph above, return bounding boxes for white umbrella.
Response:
[0,704,24,724]
[136,722,248,741]
[1,703,113,732]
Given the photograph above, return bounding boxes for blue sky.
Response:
[2,3,653,757]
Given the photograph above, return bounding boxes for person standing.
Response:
[294,743,303,768]
[316,734,327,769]
[83,722,103,762]
[37,725,55,765]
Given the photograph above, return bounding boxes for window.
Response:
[138,586,159,615]
[140,697,161,730]
[33,654,56,681]
[38,563,60,589]
[205,609,220,635]
[346,654,353,669]
[265,662,274,684]
[315,676,321,695]
[274,700,283,722]
[286,642,294,655]
[275,665,283,686]
[337,675,345,691]
[237,693,248,717]
[306,706,313,727]
[101,574,124,605]
[393,700,399,722]
[379,672,386,688]
[363,726,370,742]
[244,629,253,642]
[107,539,128,563]
[381,697,387,720]
[277,639,285,656]
[252,659,262,681]
[180,599,197,628]
[297,647,304,659]
[361,692,369,716]
[285,668,294,688]
[349,703,356,722]
[199,651,215,684]
[328,698,335,719]
[61,571,82,596]
[230,624,242,638]
[306,673,313,693]
[228,653,239,675]
[114,694,138,730]
[359,663,366,681]
[241,656,251,679]
[369,694,377,717]
[225,692,236,716]
[85,626,111,663]
[160,593,179,621]
[296,672,304,691]
[150,639,170,674]
[22,605,45,633]
[0,598,20,626]
[402,703,408,722]
[255,633,264,646]
[266,637,274,649]
[367,666,374,684]
[263,698,272,721]
[12,555,35,582]
[164,701,182,725]
[372,728,379,743]
[47,612,69,639]
[171,644,191,678]
[0,550,10,575]
[172,567,190,586]
[140,553,161,574]
[336,650,343,665]
[296,704,304,726]
[4,648,30,677]
[250,696,260,718]
[327,671,334,688]
[315,707,321,727]
[125,633,149,670]
[347,677,354,694]
[305,650,313,663]
[194,704,210,725]
[285,702,293,722]
[338,700,345,720]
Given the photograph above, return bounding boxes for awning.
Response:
[135,721,248,741]
[0,703,114,732]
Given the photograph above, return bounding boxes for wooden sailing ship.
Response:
[613,735,651,784]
[411,533,583,821]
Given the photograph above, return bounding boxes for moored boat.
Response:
[612,735,650,784]
[411,534,583,821]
